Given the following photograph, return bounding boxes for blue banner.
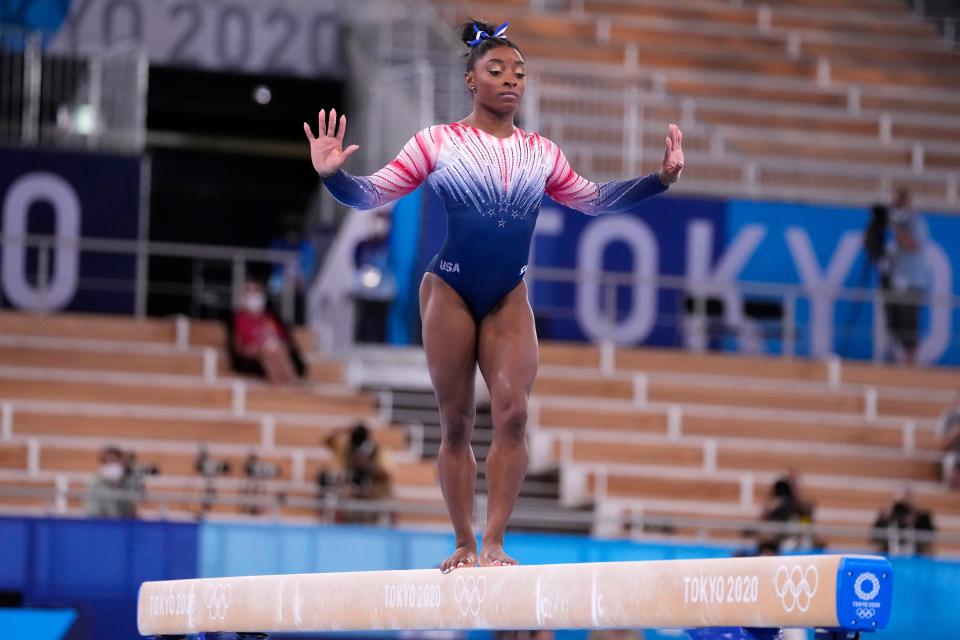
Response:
[411,190,960,365]
[530,195,726,347]
[0,146,141,314]
[726,199,960,365]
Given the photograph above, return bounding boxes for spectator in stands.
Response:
[268,213,317,325]
[351,211,396,343]
[758,470,817,553]
[871,489,936,555]
[937,392,960,489]
[85,446,136,518]
[320,424,393,523]
[884,188,929,366]
[227,278,306,384]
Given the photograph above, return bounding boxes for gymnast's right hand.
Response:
[304,109,360,178]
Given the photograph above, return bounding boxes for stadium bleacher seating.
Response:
[0,312,444,526]
[437,0,960,210]
[1,310,957,554]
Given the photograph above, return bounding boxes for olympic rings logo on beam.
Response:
[856,607,877,619]
[205,583,232,620]
[773,565,819,613]
[453,575,487,616]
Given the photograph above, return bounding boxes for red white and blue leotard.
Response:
[323,122,668,320]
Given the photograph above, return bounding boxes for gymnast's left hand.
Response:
[658,123,684,185]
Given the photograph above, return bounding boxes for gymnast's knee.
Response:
[440,408,475,450]
[493,396,527,444]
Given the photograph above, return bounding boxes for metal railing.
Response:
[0,233,301,324]
[524,264,960,364]
[1,482,957,556]
[303,205,960,362]
[0,26,147,152]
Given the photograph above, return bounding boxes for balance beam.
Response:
[137,554,892,637]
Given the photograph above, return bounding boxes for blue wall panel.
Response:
[199,524,737,577]
[0,517,199,640]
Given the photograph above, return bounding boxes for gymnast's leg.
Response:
[420,273,480,573]
[477,280,538,567]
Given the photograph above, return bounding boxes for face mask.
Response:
[244,292,266,313]
[100,462,124,483]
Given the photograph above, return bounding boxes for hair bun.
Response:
[460,19,497,46]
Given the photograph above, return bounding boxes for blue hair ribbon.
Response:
[467,21,509,47]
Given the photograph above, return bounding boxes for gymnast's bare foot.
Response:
[479,543,518,567]
[441,544,478,573]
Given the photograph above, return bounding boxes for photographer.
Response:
[871,489,936,556]
[321,423,393,523]
[885,189,930,365]
[85,446,149,518]
[757,470,818,553]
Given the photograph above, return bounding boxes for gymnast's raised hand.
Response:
[659,123,684,185]
[304,108,360,178]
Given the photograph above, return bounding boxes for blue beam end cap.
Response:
[835,556,893,632]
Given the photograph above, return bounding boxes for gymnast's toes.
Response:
[441,546,478,573]
[479,546,518,568]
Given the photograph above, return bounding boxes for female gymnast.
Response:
[304,19,684,572]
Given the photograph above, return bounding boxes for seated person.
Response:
[227,279,306,384]
[872,489,935,556]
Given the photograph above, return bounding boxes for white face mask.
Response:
[100,462,124,483]
[244,292,266,314]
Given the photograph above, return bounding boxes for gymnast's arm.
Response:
[544,124,684,216]
[304,109,441,210]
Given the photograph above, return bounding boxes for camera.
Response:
[129,463,160,477]
[195,447,231,477]
[244,453,279,480]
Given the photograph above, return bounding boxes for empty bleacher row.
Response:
[437,0,960,210]
[528,341,960,554]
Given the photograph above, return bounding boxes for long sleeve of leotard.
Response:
[544,140,667,215]
[321,126,444,210]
